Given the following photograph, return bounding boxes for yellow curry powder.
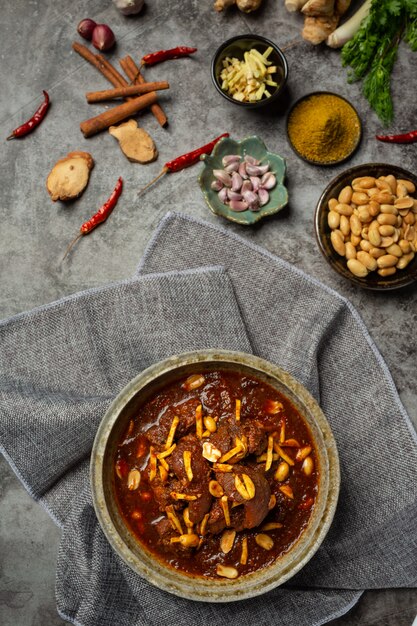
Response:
[287,94,361,163]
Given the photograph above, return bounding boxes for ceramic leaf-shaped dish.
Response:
[198,135,288,225]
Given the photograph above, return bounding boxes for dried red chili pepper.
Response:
[376,130,417,144]
[141,46,197,66]
[6,91,50,141]
[63,176,123,260]
[138,133,229,195]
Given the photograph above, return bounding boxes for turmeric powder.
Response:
[287,93,361,164]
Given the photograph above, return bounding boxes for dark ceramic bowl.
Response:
[211,34,288,109]
[91,350,340,602]
[315,163,417,290]
[286,92,362,166]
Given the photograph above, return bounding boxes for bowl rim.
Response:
[286,91,362,166]
[211,33,289,108]
[90,349,340,602]
[314,162,417,290]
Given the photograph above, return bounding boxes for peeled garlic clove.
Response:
[218,187,228,204]
[222,155,241,167]
[239,162,248,179]
[242,190,260,211]
[244,155,260,166]
[224,161,240,173]
[231,172,243,192]
[246,163,270,177]
[241,180,253,194]
[211,180,223,191]
[261,172,276,190]
[250,176,261,192]
[227,189,243,201]
[258,188,270,206]
[213,169,232,187]
[229,199,249,212]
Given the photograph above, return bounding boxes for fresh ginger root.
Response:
[214,0,262,12]
[46,151,94,202]
[302,15,339,43]
[302,0,335,17]
[285,0,351,44]
[109,120,157,164]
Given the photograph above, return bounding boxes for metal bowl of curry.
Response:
[91,350,340,601]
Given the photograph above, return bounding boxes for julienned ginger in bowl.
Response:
[219,47,279,103]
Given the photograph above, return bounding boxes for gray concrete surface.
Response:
[0,0,416,624]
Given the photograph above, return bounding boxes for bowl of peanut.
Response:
[314,163,417,290]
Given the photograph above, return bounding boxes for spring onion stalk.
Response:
[326,0,371,48]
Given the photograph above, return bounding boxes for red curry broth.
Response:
[114,369,318,579]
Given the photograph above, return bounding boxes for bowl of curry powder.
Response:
[286,92,362,166]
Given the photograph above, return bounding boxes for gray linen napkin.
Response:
[0,260,360,626]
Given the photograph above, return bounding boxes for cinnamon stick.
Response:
[80,92,158,137]
[96,53,130,89]
[86,82,169,103]
[120,56,168,128]
[72,42,125,89]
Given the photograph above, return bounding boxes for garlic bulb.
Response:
[113,0,145,15]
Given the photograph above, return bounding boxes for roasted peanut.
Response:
[340,214,350,237]
[182,374,205,391]
[351,191,369,205]
[220,529,236,554]
[399,239,411,254]
[127,469,141,491]
[398,179,415,194]
[357,206,372,223]
[357,251,377,271]
[335,203,354,216]
[380,204,398,215]
[345,242,357,260]
[378,225,395,237]
[385,175,397,194]
[359,239,372,252]
[369,246,385,259]
[328,210,340,230]
[216,564,238,579]
[396,251,415,269]
[376,179,391,192]
[385,243,403,257]
[377,213,397,226]
[377,254,398,269]
[395,197,414,210]
[352,176,375,189]
[331,230,345,256]
[347,258,368,277]
[302,456,314,476]
[378,267,396,277]
[328,197,338,211]
[350,214,362,236]
[275,461,290,482]
[255,533,274,550]
[338,186,353,204]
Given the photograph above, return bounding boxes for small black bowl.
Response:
[315,163,417,290]
[211,34,288,109]
[286,92,362,166]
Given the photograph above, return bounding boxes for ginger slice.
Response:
[109,119,157,164]
[46,151,94,202]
